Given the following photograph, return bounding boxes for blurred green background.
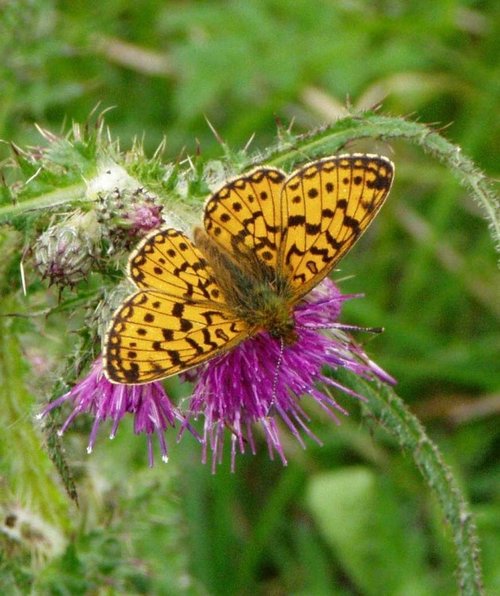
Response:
[1,0,499,594]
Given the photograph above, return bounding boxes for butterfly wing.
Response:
[104,289,248,384]
[128,228,225,303]
[279,154,394,300]
[104,228,249,384]
[203,167,286,268]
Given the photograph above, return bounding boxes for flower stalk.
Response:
[339,369,485,596]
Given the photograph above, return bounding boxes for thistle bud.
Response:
[95,186,164,251]
[33,211,100,287]
[86,161,165,252]
[96,188,163,250]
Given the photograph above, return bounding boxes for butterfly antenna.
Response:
[296,322,384,334]
[269,337,285,415]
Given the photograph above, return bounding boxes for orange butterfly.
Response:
[104,154,394,384]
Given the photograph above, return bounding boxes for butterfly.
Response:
[103,154,394,384]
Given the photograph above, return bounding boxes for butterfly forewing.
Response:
[204,167,286,268]
[128,228,225,303]
[279,154,394,299]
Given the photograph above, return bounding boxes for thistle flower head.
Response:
[184,279,395,471]
[40,281,393,470]
[96,187,164,250]
[37,357,184,466]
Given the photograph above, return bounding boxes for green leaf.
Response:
[306,466,432,596]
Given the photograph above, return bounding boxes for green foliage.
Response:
[0,0,498,594]
[307,467,434,595]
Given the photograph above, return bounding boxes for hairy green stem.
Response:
[0,182,86,220]
[1,114,497,257]
[338,369,484,596]
[0,306,71,530]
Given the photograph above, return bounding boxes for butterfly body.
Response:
[104,154,394,384]
[194,227,297,343]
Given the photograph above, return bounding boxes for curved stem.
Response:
[338,369,484,596]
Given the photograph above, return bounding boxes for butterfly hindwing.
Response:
[279,154,394,299]
[104,289,249,384]
[204,167,286,268]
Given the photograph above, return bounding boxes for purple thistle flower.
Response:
[183,279,395,472]
[37,357,183,466]
[39,282,393,471]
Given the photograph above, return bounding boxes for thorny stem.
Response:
[0,183,86,220]
[1,115,497,257]
[339,369,484,596]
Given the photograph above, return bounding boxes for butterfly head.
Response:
[244,285,298,345]
[267,316,298,346]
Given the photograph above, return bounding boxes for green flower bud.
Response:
[33,211,100,287]
[95,186,164,251]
